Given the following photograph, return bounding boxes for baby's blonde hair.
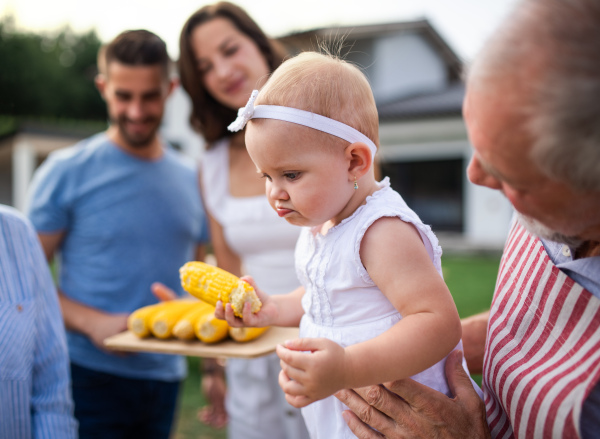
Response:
[255,51,379,148]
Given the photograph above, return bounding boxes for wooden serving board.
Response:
[104,326,299,359]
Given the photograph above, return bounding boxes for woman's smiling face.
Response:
[191,17,270,111]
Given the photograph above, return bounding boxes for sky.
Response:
[1,0,519,61]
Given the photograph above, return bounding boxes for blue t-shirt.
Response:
[27,133,209,381]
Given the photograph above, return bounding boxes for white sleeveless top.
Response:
[297,177,442,337]
[297,178,464,439]
[200,139,301,295]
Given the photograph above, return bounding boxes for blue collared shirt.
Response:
[0,205,77,439]
[542,239,600,298]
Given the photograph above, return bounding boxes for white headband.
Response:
[228,90,377,159]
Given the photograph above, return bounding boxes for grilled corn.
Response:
[172,301,214,340]
[149,299,198,339]
[228,326,270,342]
[195,311,230,343]
[128,302,166,338]
[180,261,261,318]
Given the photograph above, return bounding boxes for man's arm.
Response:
[37,231,64,262]
[461,311,490,374]
[194,243,207,263]
[56,291,129,348]
[37,231,128,348]
[336,350,490,439]
[335,312,491,439]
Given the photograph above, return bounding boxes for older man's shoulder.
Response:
[0,204,35,236]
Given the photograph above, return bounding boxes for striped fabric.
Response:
[0,205,77,439]
[483,220,600,439]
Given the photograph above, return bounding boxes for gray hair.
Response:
[467,0,600,191]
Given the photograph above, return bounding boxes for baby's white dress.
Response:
[297,178,475,439]
[201,139,309,439]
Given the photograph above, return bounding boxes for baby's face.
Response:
[246,120,354,227]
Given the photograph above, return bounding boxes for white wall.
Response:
[371,32,447,101]
[161,85,205,159]
[463,163,513,247]
[12,140,35,212]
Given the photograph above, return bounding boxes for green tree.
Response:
[0,16,106,121]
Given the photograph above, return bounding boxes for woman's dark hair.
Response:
[178,2,287,144]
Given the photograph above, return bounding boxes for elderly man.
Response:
[336,0,600,437]
[0,205,78,439]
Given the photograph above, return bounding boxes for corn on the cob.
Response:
[195,311,230,343]
[228,326,270,342]
[128,302,170,338]
[149,299,198,339]
[172,301,214,340]
[180,261,261,318]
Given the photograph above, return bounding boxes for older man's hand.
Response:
[335,350,490,439]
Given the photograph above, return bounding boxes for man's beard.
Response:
[115,116,160,149]
[516,212,583,248]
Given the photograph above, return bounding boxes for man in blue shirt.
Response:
[0,204,78,439]
[27,29,209,438]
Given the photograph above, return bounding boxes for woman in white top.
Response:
[177,3,309,439]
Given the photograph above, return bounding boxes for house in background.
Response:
[0,122,101,211]
[3,19,512,249]
[278,20,513,248]
[0,84,199,214]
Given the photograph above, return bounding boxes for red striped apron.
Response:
[483,220,600,439]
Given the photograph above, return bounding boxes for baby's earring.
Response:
[354,176,359,190]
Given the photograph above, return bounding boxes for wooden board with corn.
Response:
[110,262,277,357]
[104,326,297,359]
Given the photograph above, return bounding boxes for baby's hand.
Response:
[214,276,278,328]
[276,338,347,408]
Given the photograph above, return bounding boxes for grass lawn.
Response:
[173,356,227,439]
[442,253,501,318]
[172,253,502,439]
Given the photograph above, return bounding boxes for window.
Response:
[381,158,464,232]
